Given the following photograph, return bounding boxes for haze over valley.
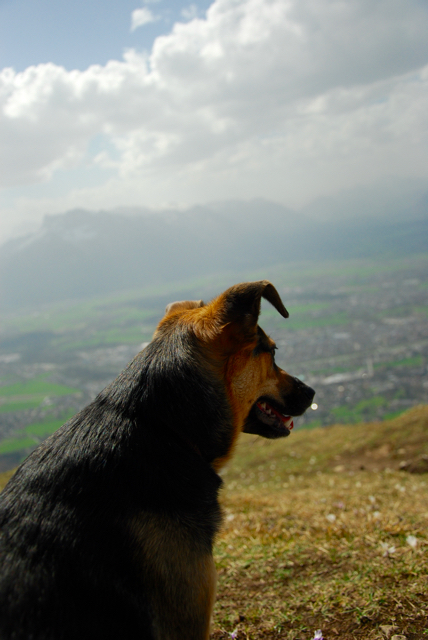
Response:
[1,234,427,471]
[1,186,427,308]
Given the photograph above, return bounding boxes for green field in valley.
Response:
[0,414,74,456]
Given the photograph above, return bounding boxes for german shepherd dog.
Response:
[0,281,314,640]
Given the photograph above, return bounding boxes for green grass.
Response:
[22,415,72,438]
[0,412,74,456]
[0,374,78,414]
[375,355,423,370]
[331,396,388,423]
[0,374,79,398]
[0,436,39,455]
[411,305,428,317]
[383,408,407,420]
[0,399,42,413]
[355,396,388,411]
[376,304,428,319]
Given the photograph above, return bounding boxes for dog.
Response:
[0,281,314,640]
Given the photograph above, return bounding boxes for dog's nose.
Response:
[294,377,315,401]
[304,385,316,401]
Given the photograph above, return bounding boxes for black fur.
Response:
[0,321,229,640]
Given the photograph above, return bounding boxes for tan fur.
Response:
[165,300,204,315]
[213,339,295,471]
[158,286,295,472]
[130,513,217,640]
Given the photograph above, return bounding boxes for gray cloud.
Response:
[0,0,427,236]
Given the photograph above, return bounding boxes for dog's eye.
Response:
[270,346,277,358]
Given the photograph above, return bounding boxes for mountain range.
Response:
[1,194,427,308]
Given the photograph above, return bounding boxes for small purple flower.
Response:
[313,631,324,640]
[229,629,238,640]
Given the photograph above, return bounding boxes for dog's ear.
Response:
[206,281,287,349]
[220,281,289,326]
[165,299,204,315]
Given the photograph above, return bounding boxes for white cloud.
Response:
[130,7,159,31]
[1,0,428,238]
[181,4,199,21]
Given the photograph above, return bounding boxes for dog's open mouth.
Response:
[256,400,294,433]
[241,397,295,438]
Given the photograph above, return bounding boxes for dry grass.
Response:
[214,473,427,639]
[213,406,428,639]
[1,407,427,639]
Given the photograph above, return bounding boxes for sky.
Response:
[1,0,428,242]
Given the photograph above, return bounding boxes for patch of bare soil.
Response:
[329,444,428,475]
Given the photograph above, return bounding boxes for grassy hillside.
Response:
[1,407,427,638]
[214,406,428,639]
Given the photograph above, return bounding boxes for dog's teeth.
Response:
[261,403,266,409]
[282,417,294,430]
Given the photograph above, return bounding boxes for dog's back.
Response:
[0,331,225,640]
